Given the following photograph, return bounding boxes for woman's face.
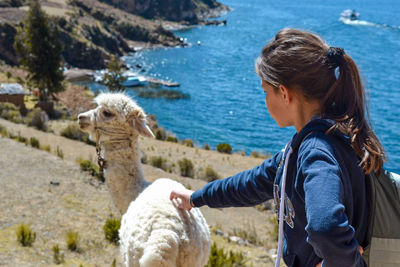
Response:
[261,81,290,127]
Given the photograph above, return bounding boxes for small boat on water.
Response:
[93,70,147,87]
[122,75,147,87]
[340,9,360,21]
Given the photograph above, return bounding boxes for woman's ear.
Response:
[279,84,291,105]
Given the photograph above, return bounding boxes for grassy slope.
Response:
[0,117,278,266]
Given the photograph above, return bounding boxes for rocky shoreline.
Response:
[0,0,229,70]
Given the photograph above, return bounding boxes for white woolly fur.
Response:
[120,178,210,267]
[77,92,211,267]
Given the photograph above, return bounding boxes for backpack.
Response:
[363,170,400,266]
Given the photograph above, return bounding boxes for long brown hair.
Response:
[255,28,385,174]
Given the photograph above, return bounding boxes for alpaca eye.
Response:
[103,110,114,117]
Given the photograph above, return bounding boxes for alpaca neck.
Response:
[102,139,149,214]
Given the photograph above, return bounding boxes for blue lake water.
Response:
[120,0,400,173]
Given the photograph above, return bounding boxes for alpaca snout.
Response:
[77,113,91,129]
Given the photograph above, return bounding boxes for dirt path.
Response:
[0,118,277,266]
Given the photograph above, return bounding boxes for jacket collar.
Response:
[290,118,350,150]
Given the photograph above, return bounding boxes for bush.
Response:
[56,146,64,159]
[17,133,27,144]
[60,124,95,145]
[204,166,220,182]
[52,244,65,264]
[66,230,80,252]
[0,125,7,137]
[78,158,104,182]
[232,221,262,246]
[0,103,23,123]
[206,242,246,267]
[204,143,210,150]
[150,156,167,171]
[165,136,178,143]
[216,143,232,154]
[269,215,279,242]
[30,137,40,148]
[41,145,51,152]
[26,108,48,131]
[141,153,148,164]
[16,224,36,247]
[250,151,266,159]
[154,128,167,141]
[178,158,194,178]
[103,216,121,245]
[182,139,194,147]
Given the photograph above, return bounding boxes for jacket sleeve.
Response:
[300,148,366,267]
[191,151,282,208]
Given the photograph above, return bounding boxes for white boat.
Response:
[340,9,360,21]
[93,69,147,87]
[122,75,147,87]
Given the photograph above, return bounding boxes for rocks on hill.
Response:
[98,0,229,24]
[0,0,227,69]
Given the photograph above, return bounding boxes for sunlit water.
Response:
[116,0,400,172]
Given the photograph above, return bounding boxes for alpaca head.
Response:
[77,93,154,143]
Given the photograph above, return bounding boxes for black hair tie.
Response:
[326,47,345,69]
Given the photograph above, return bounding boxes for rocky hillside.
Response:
[98,0,228,23]
[0,0,227,69]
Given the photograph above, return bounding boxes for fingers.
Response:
[169,189,194,211]
[358,245,364,255]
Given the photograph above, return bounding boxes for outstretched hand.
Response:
[170,188,194,210]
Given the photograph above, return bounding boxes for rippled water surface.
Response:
[122,0,400,172]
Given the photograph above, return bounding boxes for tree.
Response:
[102,56,126,92]
[14,0,64,102]
[6,71,12,82]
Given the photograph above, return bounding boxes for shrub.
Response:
[140,153,148,164]
[250,151,267,159]
[231,221,264,246]
[66,230,80,251]
[178,158,194,177]
[216,143,232,154]
[60,124,95,145]
[17,133,27,144]
[103,216,121,245]
[269,215,279,242]
[56,146,64,159]
[154,128,167,141]
[78,158,104,182]
[165,136,178,143]
[52,244,65,264]
[204,166,220,182]
[206,242,246,267]
[150,156,167,171]
[30,137,40,148]
[26,108,48,131]
[204,143,210,150]
[0,103,23,123]
[41,145,51,152]
[16,224,36,247]
[0,125,7,137]
[182,139,194,147]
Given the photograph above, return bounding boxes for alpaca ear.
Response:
[128,111,155,138]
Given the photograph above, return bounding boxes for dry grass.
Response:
[0,118,277,266]
[56,84,97,117]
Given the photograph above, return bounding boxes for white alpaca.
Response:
[77,93,210,267]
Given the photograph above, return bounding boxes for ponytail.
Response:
[255,28,385,174]
[323,53,385,174]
